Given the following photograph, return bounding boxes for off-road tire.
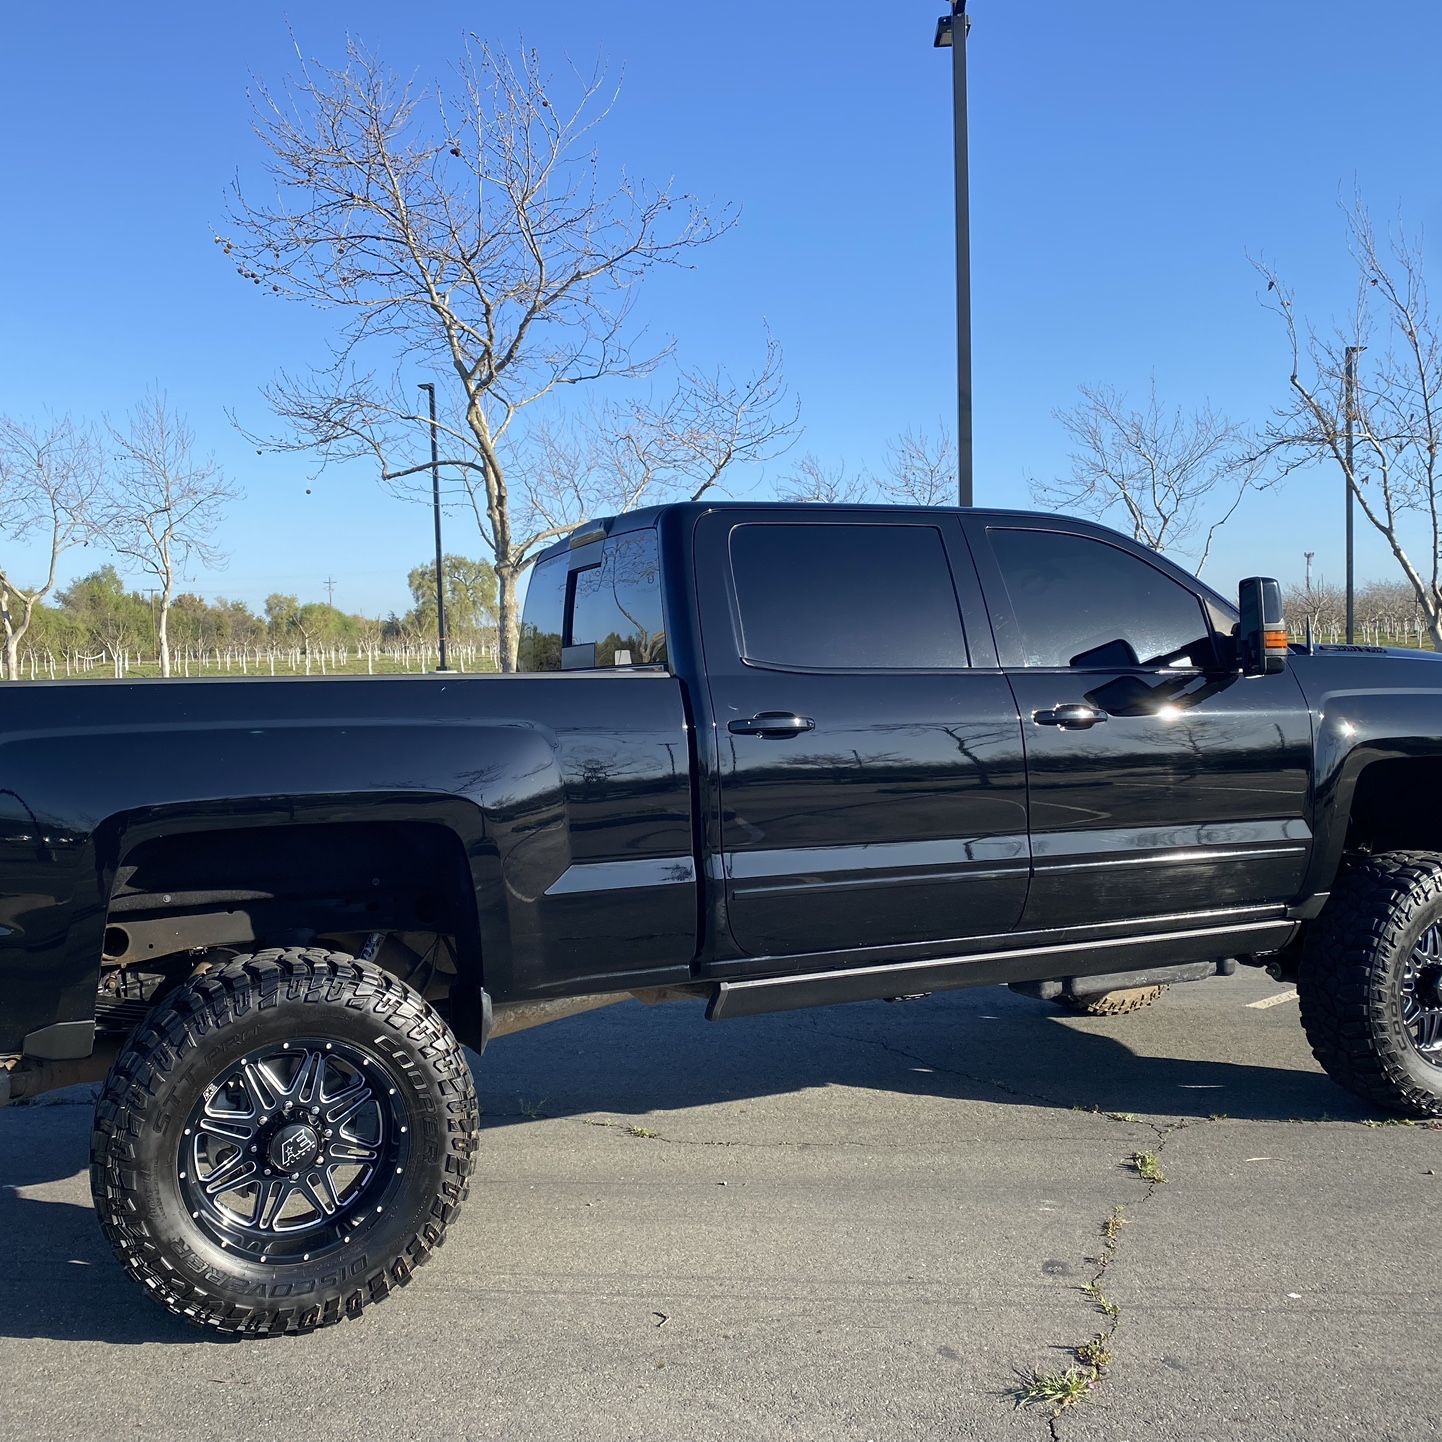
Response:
[1299,850,1442,1117]
[1057,984,1169,1016]
[91,948,479,1334]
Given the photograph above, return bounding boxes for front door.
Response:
[694,509,1030,962]
[965,518,1313,932]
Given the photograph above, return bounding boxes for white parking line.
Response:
[1247,987,1299,1009]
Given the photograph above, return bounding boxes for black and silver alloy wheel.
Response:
[92,948,479,1334]
[1300,850,1442,1117]
[180,1038,408,1262]
[1398,922,1442,1066]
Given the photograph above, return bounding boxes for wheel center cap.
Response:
[269,1122,320,1173]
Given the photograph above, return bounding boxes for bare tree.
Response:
[102,394,238,676]
[1256,200,1442,647]
[777,424,960,507]
[522,337,796,535]
[778,453,874,504]
[0,415,102,680]
[225,38,782,668]
[1031,383,1263,574]
[881,425,958,506]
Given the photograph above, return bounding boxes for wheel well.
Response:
[100,820,483,1010]
[1346,757,1442,856]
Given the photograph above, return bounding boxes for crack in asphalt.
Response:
[1032,1112,1207,1436]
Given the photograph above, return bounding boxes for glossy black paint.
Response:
[693,508,1028,958]
[1288,645,1442,893]
[0,674,695,1054]
[962,515,1314,930]
[7,499,1442,1060]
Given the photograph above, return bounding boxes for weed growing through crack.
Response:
[517,1096,549,1120]
[1013,1365,1098,1416]
[1130,1150,1167,1184]
[1101,1205,1128,1248]
[626,1124,659,1138]
[1082,1280,1120,1321]
[1075,1334,1113,1369]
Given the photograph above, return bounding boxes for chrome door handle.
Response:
[1033,703,1107,729]
[728,712,816,739]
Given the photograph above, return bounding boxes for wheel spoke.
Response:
[202,1151,257,1198]
[241,1059,282,1114]
[197,1112,257,1144]
[251,1177,289,1229]
[327,1136,379,1164]
[1414,1009,1442,1052]
[322,1076,369,1123]
[284,1049,325,1108]
[301,1169,339,1218]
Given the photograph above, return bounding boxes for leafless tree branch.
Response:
[101,393,240,676]
[225,36,753,667]
[1254,193,1442,645]
[0,414,103,680]
[1029,381,1265,575]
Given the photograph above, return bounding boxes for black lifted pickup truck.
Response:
[4,501,1442,1332]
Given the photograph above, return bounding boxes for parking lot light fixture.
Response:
[416,382,452,673]
[934,1,973,508]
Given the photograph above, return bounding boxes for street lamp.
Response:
[934,1,973,508]
[1343,345,1365,645]
[416,382,452,673]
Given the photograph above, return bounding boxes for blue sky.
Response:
[2,0,1438,616]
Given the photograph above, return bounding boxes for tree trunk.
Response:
[497,563,521,673]
[2,633,16,682]
[158,601,172,678]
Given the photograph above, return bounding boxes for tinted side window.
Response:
[988,528,1211,669]
[517,552,566,672]
[568,530,667,667]
[730,523,966,670]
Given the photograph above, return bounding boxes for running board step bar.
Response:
[706,920,1297,1022]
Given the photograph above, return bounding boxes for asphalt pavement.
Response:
[1,968,1438,1442]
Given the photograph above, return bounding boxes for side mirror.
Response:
[1238,577,1288,675]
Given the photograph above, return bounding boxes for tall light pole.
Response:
[416,382,452,672]
[934,1,973,507]
[1344,345,1365,644]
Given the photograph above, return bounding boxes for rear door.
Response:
[966,518,1313,931]
[695,509,1029,961]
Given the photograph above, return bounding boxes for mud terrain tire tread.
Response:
[90,947,479,1335]
[1299,850,1442,1118]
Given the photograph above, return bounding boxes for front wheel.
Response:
[91,948,479,1334]
[1299,851,1442,1117]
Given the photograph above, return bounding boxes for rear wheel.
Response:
[1056,984,1169,1016]
[1299,851,1442,1117]
[91,947,479,1333]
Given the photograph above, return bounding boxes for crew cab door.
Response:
[964,517,1313,931]
[694,509,1029,961]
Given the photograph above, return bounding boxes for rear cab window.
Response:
[518,528,668,672]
